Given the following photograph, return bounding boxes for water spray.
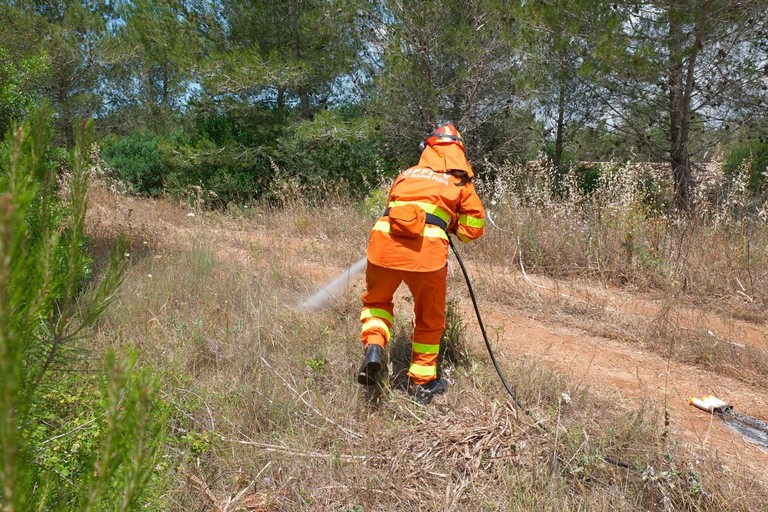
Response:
[300,256,367,312]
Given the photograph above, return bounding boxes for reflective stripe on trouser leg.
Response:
[409,342,440,381]
[408,361,438,380]
[359,262,402,348]
[361,317,391,346]
[402,265,447,385]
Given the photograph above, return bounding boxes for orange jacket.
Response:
[367,144,485,272]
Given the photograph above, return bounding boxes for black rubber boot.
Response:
[357,344,383,385]
[408,378,448,404]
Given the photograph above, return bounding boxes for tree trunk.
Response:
[289,1,312,119]
[554,80,566,170]
[298,86,312,120]
[667,0,714,212]
[667,4,690,212]
[161,61,169,108]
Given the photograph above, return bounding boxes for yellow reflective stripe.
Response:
[458,214,485,228]
[387,201,451,223]
[372,220,391,232]
[408,363,437,378]
[361,318,391,340]
[360,308,393,324]
[424,225,448,240]
[372,220,448,240]
[457,232,471,243]
[412,342,440,354]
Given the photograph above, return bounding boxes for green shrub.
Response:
[724,141,768,192]
[273,109,389,199]
[155,106,295,205]
[162,133,272,206]
[27,354,168,511]
[101,131,166,197]
[162,107,392,206]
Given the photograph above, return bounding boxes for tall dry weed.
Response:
[476,157,768,309]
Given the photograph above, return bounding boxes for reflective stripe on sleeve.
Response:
[360,308,393,324]
[458,214,485,228]
[412,342,440,354]
[387,201,451,224]
[372,220,448,240]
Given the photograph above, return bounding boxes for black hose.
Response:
[449,236,641,472]
[448,237,537,420]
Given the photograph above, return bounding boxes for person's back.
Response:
[357,124,485,404]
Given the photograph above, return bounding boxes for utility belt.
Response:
[383,207,448,231]
[383,206,448,237]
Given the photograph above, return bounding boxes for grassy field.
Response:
[86,160,768,511]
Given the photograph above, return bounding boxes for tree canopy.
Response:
[0,0,765,209]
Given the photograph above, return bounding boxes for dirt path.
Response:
[517,272,768,353]
[469,301,768,482]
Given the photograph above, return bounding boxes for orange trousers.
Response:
[360,262,447,385]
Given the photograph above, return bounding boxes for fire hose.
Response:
[449,236,639,470]
[447,236,536,420]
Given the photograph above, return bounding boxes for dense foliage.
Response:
[101,131,166,196]
[0,0,764,210]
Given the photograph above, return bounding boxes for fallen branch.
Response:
[216,434,367,462]
[221,461,272,512]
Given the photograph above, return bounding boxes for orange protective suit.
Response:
[360,125,485,385]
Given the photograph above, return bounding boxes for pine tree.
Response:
[0,111,166,511]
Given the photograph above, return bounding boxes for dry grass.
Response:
[475,159,768,307]
[85,174,768,511]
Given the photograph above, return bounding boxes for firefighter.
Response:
[357,123,485,404]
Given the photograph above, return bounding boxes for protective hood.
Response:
[417,143,474,178]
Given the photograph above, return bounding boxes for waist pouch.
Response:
[387,204,426,238]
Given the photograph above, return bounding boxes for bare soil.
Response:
[477,302,768,482]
